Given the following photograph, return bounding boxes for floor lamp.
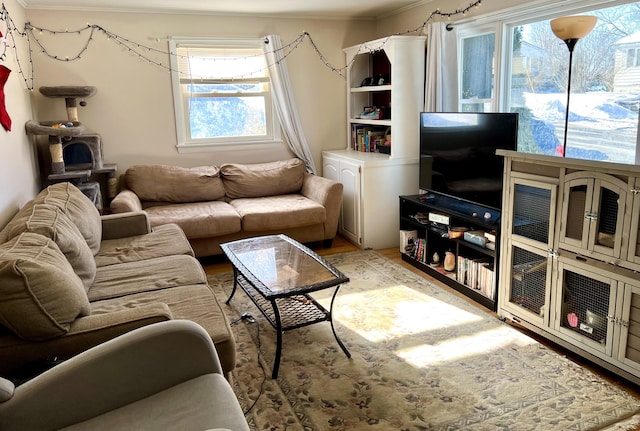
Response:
[550,16,597,157]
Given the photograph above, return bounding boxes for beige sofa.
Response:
[0,320,249,430]
[110,158,343,257]
[0,182,236,378]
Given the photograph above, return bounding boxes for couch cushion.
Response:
[0,233,91,341]
[220,158,305,199]
[125,165,226,203]
[2,204,96,290]
[230,195,326,231]
[0,186,54,244]
[89,255,207,302]
[90,284,235,373]
[144,202,241,239]
[42,182,102,255]
[95,224,194,267]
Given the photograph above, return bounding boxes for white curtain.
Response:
[263,34,317,174]
[424,22,459,112]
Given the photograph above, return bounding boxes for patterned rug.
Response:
[207,250,640,431]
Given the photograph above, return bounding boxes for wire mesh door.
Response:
[509,245,549,323]
[555,259,616,355]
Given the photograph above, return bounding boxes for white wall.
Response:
[0,0,40,228]
[22,9,375,176]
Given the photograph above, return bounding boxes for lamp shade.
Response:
[550,16,597,41]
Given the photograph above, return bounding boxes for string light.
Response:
[0,1,481,90]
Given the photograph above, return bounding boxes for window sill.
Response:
[176,139,285,154]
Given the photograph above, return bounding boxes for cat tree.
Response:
[25,86,117,209]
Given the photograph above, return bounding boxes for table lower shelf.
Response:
[238,275,331,330]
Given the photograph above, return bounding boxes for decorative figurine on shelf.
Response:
[431,251,440,267]
[444,251,456,272]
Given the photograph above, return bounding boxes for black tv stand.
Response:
[399,194,501,311]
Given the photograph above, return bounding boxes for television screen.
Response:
[419,112,518,210]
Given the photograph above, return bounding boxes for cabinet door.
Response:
[625,177,640,270]
[339,161,361,245]
[502,243,553,327]
[323,158,339,182]
[509,179,557,249]
[552,257,617,356]
[616,282,640,373]
[559,172,627,261]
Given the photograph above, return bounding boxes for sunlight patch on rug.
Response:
[325,282,483,342]
[396,325,537,367]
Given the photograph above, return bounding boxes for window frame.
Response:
[169,37,282,152]
[455,0,640,163]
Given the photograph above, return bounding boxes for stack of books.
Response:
[351,125,387,152]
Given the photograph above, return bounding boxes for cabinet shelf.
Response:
[350,85,392,93]
[348,118,392,127]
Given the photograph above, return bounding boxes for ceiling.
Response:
[20,0,428,19]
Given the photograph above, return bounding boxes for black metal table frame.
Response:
[222,235,351,379]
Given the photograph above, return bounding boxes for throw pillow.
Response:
[220,158,305,199]
[0,232,91,341]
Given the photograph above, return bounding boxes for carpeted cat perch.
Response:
[25,86,96,174]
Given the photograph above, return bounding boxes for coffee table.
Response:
[221,234,351,378]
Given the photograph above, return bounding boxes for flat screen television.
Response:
[419,112,518,211]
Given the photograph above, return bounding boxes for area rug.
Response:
[207,250,640,431]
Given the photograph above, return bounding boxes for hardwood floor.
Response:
[200,234,640,406]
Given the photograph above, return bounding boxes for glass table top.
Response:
[221,235,348,297]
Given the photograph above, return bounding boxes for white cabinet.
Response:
[323,35,425,249]
[323,151,418,249]
[497,150,640,385]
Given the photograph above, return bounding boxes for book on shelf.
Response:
[409,238,428,264]
[350,124,387,153]
[484,230,496,243]
[400,230,418,254]
[456,255,495,299]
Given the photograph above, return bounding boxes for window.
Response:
[627,48,640,67]
[457,1,640,164]
[460,33,496,112]
[170,37,280,149]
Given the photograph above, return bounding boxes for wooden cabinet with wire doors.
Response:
[497,150,640,385]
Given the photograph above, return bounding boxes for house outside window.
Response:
[169,37,280,150]
[457,0,640,164]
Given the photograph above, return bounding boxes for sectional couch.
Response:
[0,182,236,378]
[110,158,344,257]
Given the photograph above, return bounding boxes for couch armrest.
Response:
[101,211,151,240]
[301,173,343,239]
[110,189,143,213]
[0,320,224,430]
